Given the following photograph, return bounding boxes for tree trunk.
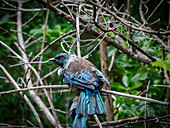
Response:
[127,0,136,53]
[167,34,170,127]
[167,3,170,127]
[100,41,114,124]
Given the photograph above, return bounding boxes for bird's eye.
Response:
[60,57,64,60]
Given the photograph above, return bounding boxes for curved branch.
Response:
[0,64,43,128]
[139,0,170,52]
[0,84,168,106]
[89,0,170,36]
[0,41,58,127]
[36,0,153,65]
[90,115,170,127]
[0,7,47,11]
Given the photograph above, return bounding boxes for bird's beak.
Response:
[49,58,56,61]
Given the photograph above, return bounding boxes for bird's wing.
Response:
[63,69,100,90]
[63,58,110,90]
[91,67,111,87]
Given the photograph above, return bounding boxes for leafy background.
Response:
[0,0,169,127]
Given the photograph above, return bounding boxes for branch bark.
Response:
[100,40,114,123]
[89,0,170,36]
[0,84,167,106]
[0,64,43,128]
[16,1,61,127]
[167,2,170,125]
[139,0,170,52]
[90,115,170,127]
[36,0,154,65]
[0,41,58,127]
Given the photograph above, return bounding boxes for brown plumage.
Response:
[52,53,109,127]
[64,58,99,97]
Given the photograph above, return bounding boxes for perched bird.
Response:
[51,53,110,128]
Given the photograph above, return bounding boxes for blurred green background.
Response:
[0,0,169,127]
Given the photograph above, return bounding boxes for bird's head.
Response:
[50,53,70,68]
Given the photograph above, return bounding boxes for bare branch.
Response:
[36,0,154,65]
[108,51,115,71]
[154,85,170,88]
[22,10,41,27]
[0,84,168,106]
[102,89,168,106]
[76,3,81,57]
[93,114,103,128]
[90,115,170,127]
[31,29,76,61]
[139,0,170,52]
[0,41,58,127]
[38,9,50,74]
[0,85,68,95]
[0,7,47,12]
[146,0,163,22]
[0,64,43,128]
[89,0,170,36]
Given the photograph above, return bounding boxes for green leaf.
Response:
[131,81,143,90]
[131,73,140,84]
[139,72,148,80]
[111,82,126,91]
[152,60,165,68]
[0,14,9,25]
[122,75,128,87]
[152,59,170,72]
[130,90,138,95]
[165,54,170,71]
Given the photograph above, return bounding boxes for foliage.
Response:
[0,0,169,127]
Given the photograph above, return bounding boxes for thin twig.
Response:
[90,115,170,128]
[36,0,154,65]
[0,84,168,106]
[22,10,41,27]
[108,51,115,71]
[11,29,44,43]
[0,41,58,127]
[101,89,168,106]
[89,0,170,35]
[146,0,163,22]
[93,114,103,128]
[0,64,43,128]
[76,2,81,57]
[0,7,47,12]
[139,0,170,52]
[2,0,16,8]
[83,32,105,58]
[144,80,150,128]
[38,9,50,74]
[31,29,76,61]
[10,59,53,67]
[0,85,69,95]
[154,85,170,88]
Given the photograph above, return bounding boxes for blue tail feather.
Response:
[72,115,87,128]
[70,89,106,127]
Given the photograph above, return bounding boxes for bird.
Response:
[50,53,110,128]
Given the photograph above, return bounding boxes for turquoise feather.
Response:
[71,89,106,127]
[52,53,110,127]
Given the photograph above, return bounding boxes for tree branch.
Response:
[0,64,43,128]
[102,89,168,106]
[0,84,168,106]
[36,0,153,65]
[90,115,170,127]
[89,0,170,36]
[0,40,58,127]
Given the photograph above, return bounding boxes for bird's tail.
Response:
[70,89,106,128]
